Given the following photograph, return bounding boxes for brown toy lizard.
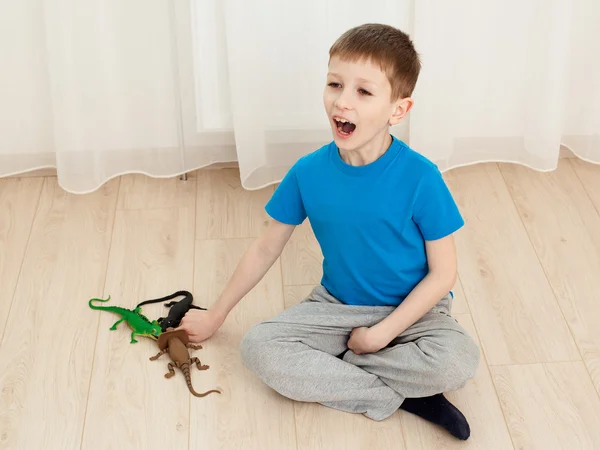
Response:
[150,327,221,398]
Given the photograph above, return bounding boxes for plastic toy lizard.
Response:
[89,296,162,343]
[150,327,221,398]
[136,290,207,332]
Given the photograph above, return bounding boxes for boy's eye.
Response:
[359,89,372,96]
[328,82,341,88]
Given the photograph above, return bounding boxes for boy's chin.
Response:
[334,136,368,153]
[333,137,352,151]
[331,130,358,149]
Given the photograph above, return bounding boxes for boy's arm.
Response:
[179,219,295,342]
[374,234,457,342]
[211,219,296,319]
[348,167,462,354]
[348,234,457,354]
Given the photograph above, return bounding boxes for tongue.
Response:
[342,122,356,133]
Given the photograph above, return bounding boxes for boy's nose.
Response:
[334,90,353,110]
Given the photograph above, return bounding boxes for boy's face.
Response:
[323,56,411,152]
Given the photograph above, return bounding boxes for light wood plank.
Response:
[400,314,514,449]
[281,220,323,286]
[500,160,600,394]
[444,164,579,365]
[491,362,600,449]
[294,400,405,450]
[82,206,195,450]
[196,169,273,239]
[571,160,600,251]
[571,159,600,214]
[451,276,470,315]
[284,285,317,309]
[117,173,196,210]
[190,239,297,450]
[0,178,44,339]
[0,178,118,450]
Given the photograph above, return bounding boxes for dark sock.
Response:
[399,394,470,440]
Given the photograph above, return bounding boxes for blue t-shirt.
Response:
[265,136,464,307]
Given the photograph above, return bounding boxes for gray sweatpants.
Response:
[240,285,480,421]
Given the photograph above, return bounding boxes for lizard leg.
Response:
[149,349,167,360]
[109,318,125,330]
[188,305,207,310]
[187,343,203,350]
[165,362,176,379]
[130,331,138,344]
[191,357,209,371]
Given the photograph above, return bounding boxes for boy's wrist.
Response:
[371,320,400,345]
[209,303,229,322]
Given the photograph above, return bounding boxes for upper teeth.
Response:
[336,118,350,123]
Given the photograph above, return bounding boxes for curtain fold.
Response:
[0,0,237,194]
[1,0,598,194]
[411,0,600,172]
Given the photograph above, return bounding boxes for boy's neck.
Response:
[338,132,393,167]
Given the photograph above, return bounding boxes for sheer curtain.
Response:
[410,0,600,171]
[1,1,598,194]
[0,0,236,194]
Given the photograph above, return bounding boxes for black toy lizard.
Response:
[136,290,206,332]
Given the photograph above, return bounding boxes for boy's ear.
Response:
[389,97,414,126]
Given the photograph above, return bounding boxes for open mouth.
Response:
[334,117,356,137]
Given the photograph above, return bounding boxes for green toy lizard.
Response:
[89,295,163,343]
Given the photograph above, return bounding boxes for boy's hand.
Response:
[177,309,226,343]
[347,326,390,355]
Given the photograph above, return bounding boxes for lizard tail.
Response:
[88,295,111,309]
[181,363,221,398]
[136,290,192,308]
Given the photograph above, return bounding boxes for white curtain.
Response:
[1,1,598,194]
[0,0,236,194]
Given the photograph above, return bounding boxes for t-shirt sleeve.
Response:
[413,167,464,240]
[265,163,307,225]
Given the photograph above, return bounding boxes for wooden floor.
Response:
[2,159,600,450]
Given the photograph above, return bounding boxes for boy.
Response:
[179,23,480,440]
